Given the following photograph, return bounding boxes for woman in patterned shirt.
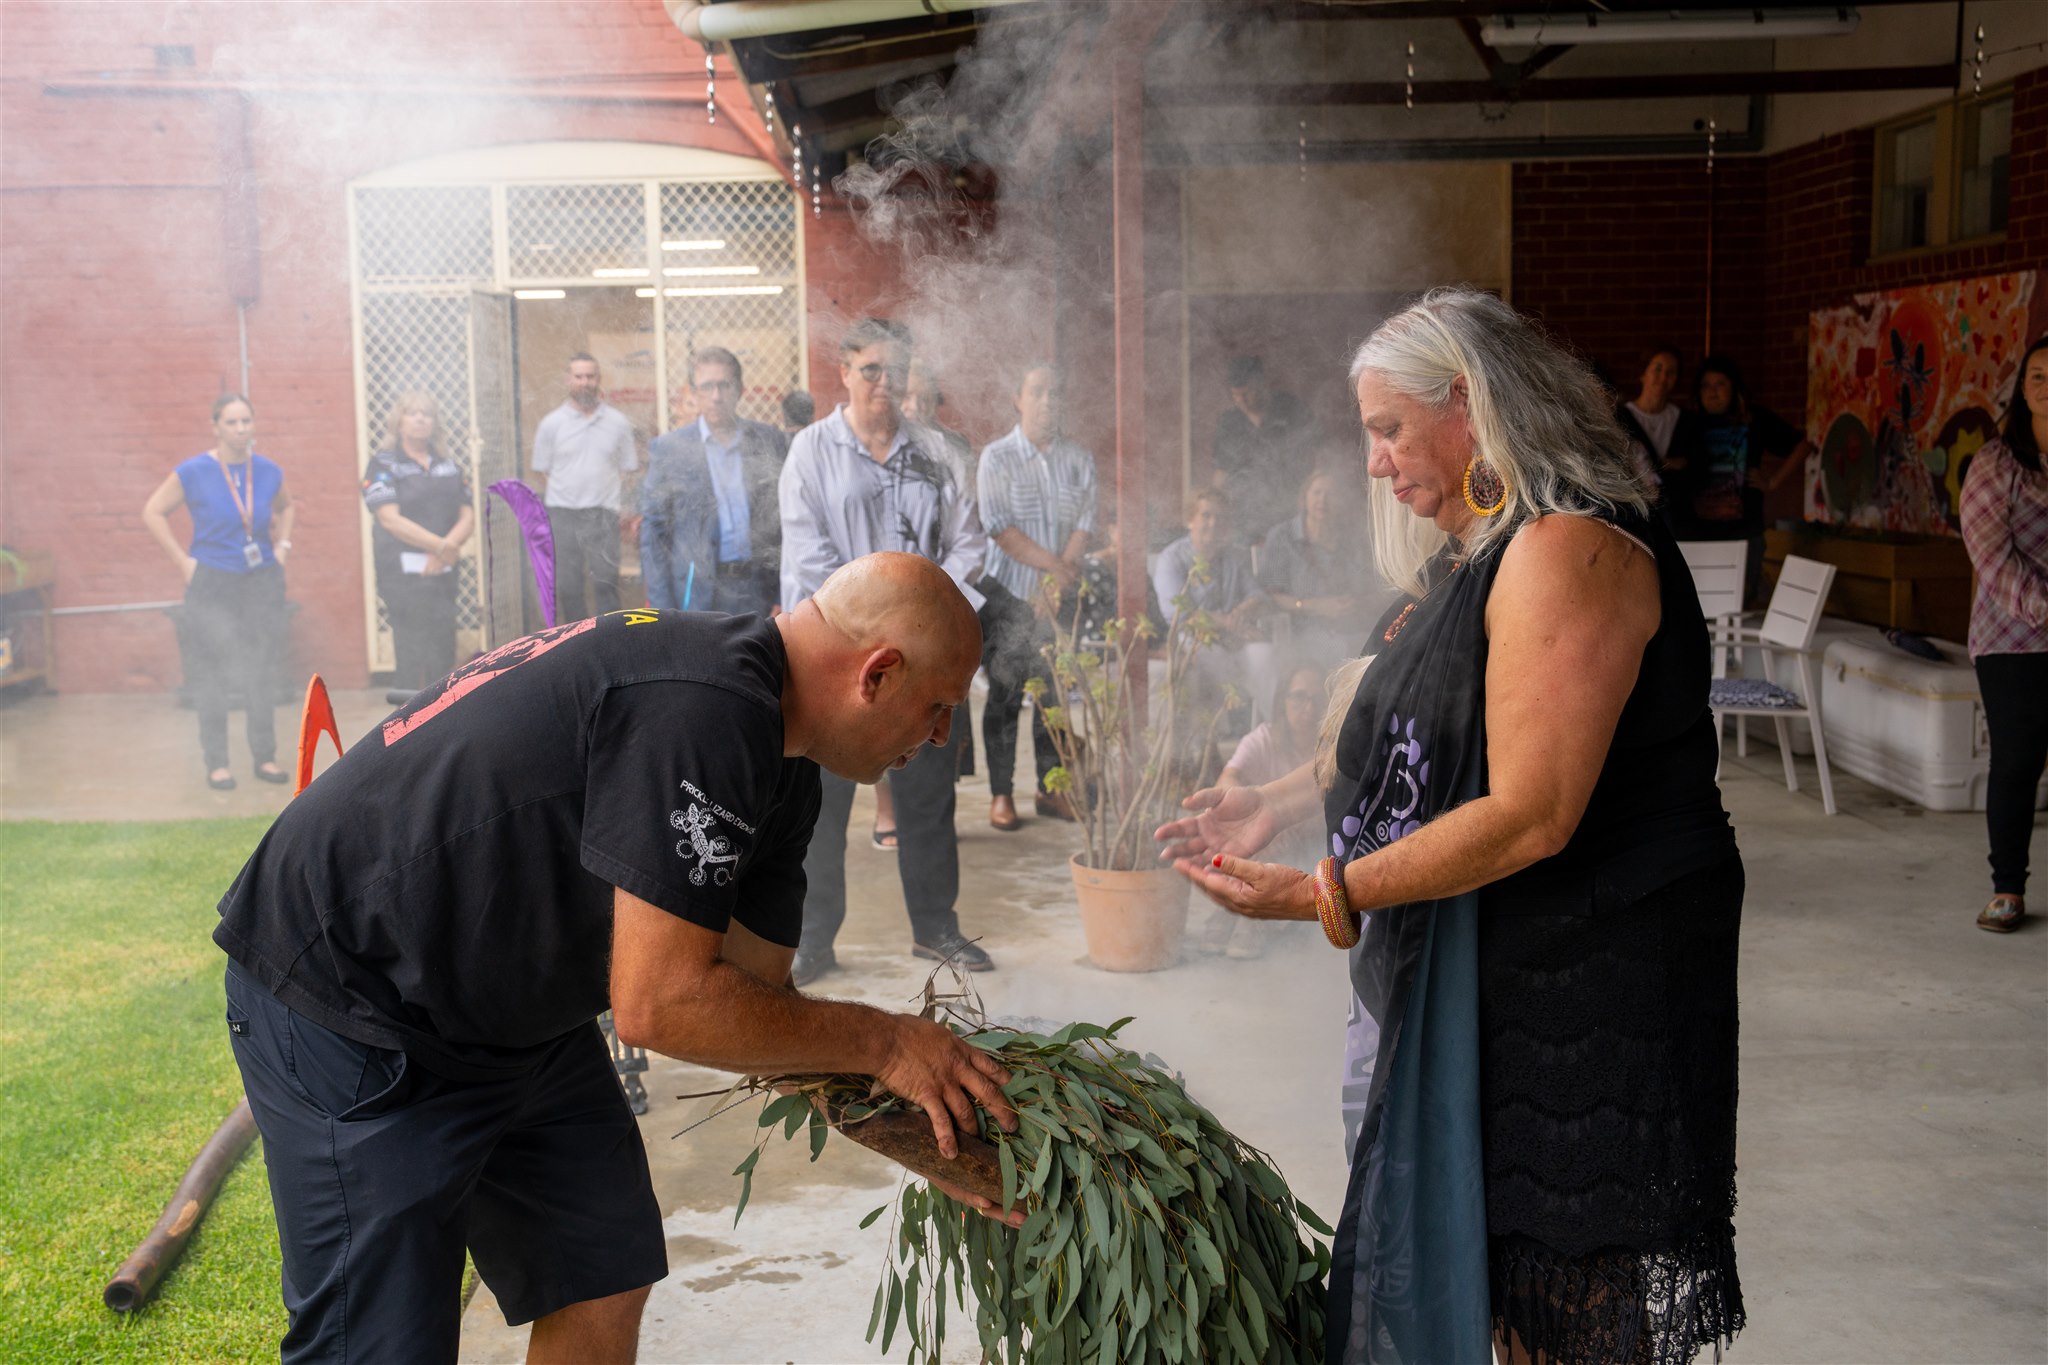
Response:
[1959,335,2048,934]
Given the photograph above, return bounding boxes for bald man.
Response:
[213,554,1012,1365]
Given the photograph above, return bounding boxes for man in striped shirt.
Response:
[779,318,993,985]
[976,362,1097,830]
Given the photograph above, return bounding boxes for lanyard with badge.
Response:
[216,453,264,567]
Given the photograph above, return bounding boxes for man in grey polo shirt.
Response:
[531,352,640,621]
[780,317,992,986]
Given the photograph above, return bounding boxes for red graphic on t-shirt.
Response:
[381,617,596,747]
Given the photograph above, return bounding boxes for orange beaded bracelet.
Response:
[1314,856,1359,949]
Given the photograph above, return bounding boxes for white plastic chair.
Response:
[1677,540,1747,680]
[1708,554,1838,815]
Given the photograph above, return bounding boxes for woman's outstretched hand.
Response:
[1174,852,1314,922]
[1154,784,1280,864]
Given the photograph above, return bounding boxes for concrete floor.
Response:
[3,686,2041,1363]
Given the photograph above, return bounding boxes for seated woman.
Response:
[1256,467,1396,673]
[1161,289,1744,1365]
[1152,486,1274,727]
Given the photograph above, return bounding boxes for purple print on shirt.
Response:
[1334,712,1432,860]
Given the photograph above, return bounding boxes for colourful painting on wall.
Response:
[1804,270,2043,535]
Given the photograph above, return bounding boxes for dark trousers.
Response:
[382,572,459,690]
[981,588,1058,800]
[224,965,664,1361]
[801,721,962,952]
[1975,652,2048,896]
[548,507,620,622]
[185,562,283,771]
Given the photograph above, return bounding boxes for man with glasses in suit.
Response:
[640,346,789,616]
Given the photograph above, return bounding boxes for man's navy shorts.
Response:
[224,962,667,1363]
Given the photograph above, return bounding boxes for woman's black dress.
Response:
[1322,508,1744,1365]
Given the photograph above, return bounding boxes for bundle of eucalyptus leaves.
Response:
[718,999,1331,1365]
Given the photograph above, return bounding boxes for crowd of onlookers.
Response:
[140,322,2048,955]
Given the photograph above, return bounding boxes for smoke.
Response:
[826,13,1087,447]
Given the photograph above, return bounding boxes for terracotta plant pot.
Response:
[1070,854,1189,972]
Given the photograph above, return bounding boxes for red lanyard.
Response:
[214,452,255,539]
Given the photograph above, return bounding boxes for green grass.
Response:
[0,819,288,1362]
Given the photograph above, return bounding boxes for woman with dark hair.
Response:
[1161,289,1744,1365]
[142,394,296,790]
[363,391,474,689]
[1616,343,1706,521]
[1959,336,2048,934]
[1678,355,1811,599]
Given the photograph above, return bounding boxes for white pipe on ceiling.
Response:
[666,0,1042,44]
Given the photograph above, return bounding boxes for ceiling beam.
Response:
[1258,0,1937,18]
[732,19,987,83]
[1150,62,1959,106]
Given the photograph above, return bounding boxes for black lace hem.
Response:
[1489,1224,1744,1365]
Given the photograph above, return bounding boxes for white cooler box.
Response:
[1819,636,2048,813]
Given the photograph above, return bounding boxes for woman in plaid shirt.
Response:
[1960,335,2048,934]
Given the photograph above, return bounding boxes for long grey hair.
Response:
[1349,288,1651,585]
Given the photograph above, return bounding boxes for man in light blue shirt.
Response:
[640,347,789,616]
[779,318,992,985]
[976,362,1096,830]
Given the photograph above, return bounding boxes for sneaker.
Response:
[911,932,995,972]
[790,945,839,989]
[1976,895,2025,934]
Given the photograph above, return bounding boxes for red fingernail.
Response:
[1212,855,1223,867]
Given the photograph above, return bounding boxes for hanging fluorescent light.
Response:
[592,267,651,278]
[661,238,727,251]
[513,289,566,300]
[662,264,761,277]
[664,285,784,297]
[1481,7,1859,47]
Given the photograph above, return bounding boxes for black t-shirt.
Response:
[362,449,472,583]
[214,610,822,1080]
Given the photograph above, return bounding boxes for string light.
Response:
[1973,24,1986,96]
[1405,40,1415,111]
[705,51,716,125]
[1298,118,1307,181]
[764,87,775,136]
[1707,116,1717,174]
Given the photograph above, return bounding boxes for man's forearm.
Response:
[994,527,1058,573]
[621,955,897,1076]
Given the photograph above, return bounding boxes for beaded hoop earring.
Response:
[1462,457,1508,517]
[1315,856,1360,950]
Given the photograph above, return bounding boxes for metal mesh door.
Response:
[351,169,802,672]
[658,181,803,428]
[467,292,523,648]
[352,186,493,674]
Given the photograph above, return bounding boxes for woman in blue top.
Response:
[142,394,297,790]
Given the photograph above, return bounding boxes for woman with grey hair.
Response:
[1161,289,1745,1365]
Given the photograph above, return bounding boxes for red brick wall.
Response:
[0,1,795,693]
[1510,155,1770,402]
[1513,65,2048,431]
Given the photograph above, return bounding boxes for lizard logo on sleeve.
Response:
[670,804,741,886]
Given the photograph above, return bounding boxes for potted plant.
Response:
[1024,565,1240,971]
